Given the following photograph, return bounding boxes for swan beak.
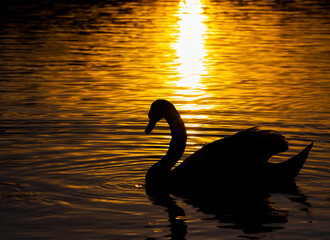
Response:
[145,120,156,134]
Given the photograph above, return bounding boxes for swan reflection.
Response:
[147,182,310,239]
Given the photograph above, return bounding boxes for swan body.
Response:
[145,99,313,195]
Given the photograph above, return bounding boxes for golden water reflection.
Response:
[173,0,211,114]
[175,0,207,87]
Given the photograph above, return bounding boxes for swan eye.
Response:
[148,110,162,122]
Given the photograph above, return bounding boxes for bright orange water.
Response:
[0,0,329,239]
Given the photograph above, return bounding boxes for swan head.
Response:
[145,99,176,134]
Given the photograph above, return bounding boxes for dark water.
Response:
[0,0,329,239]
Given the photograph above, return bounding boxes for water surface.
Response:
[0,0,329,239]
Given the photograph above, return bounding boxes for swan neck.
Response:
[145,102,187,194]
[159,111,187,171]
[165,112,187,144]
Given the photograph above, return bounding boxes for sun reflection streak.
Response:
[174,0,208,89]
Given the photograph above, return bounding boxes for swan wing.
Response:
[170,127,289,189]
[175,127,288,169]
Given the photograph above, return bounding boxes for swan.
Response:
[145,99,313,195]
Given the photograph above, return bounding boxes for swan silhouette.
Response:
[145,99,313,196]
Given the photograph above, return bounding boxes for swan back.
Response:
[169,127,289,193]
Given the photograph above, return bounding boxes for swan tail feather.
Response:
[267,142,313,184]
